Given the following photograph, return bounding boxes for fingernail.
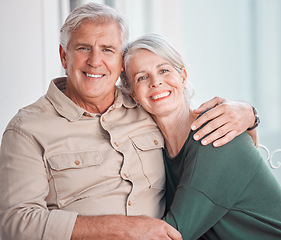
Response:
[213,142,218,147]
[194,134,199,140]
[202,139,207,145]
[191,125,196,130]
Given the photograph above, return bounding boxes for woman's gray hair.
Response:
[60,2,129,50]
[120,33,194,100]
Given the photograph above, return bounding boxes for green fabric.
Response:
[163,130,281,240]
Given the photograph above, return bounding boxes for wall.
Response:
[0,0,63,137]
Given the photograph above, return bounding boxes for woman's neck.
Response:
[152,105,198,157]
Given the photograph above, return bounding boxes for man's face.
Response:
[60,21,123,113]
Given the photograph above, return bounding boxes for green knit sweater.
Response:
[163,130,281,240]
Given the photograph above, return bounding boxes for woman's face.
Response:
[127,49,187,117]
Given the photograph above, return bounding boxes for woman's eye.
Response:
[137,76,147,82]
[160,69,169,74]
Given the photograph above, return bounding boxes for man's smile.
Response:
[83,72,105,78]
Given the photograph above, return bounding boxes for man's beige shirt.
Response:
[0,78,166,240]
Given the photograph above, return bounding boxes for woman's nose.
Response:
[150,76,163,88]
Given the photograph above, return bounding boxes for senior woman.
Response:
[120,34,281,239]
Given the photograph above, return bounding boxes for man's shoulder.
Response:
[114,86,153,117]
[115,86,136,109]
[6,96,52,131]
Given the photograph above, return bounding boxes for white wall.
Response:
[0,0,62,137]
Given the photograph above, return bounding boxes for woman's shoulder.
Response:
[195,130,261,166]
[190,109,261,172]
[188,131,262,207]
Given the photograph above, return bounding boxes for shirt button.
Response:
[154,140,158,145]
[114,142,119,147]
[124,173,129,178]
[83,112,91,117]
[102,116,105,122]
[74,160,80,165]
[128,200,132,206]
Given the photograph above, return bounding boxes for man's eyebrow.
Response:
[101,44,117,50]
[74,43,91,47]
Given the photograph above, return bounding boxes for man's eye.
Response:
[103,48,114,53]
[77,47,90,51]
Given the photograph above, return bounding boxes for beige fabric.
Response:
[0,77,165,240]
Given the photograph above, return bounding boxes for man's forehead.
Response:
[69,21,122,48]
[71,21,122,45]
[76,20,120,35]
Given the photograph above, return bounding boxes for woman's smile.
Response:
[150,91,171,101]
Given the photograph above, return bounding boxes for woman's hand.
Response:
[191,96,258,147]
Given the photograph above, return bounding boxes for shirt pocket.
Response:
[129,130,165,189]
[46,151,103,208]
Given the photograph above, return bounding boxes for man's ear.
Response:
[59,45,67,69]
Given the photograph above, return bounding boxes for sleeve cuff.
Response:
[43,210,78,240]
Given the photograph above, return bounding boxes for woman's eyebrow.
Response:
[133,70,145,78]
[157,62,170,68]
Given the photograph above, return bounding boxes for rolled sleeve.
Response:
[43,210,78,240]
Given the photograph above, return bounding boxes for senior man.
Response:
[0,3,258,240]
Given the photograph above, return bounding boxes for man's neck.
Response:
[64,89,115,114]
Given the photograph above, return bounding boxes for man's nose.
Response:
[87,49,102,67]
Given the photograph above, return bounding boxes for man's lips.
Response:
[150,91,171,100]
[83,72,105,78]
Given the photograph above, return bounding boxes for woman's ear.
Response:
[130,92,138,103]
[180,68,188,85]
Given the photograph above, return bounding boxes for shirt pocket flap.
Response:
[130,131,164,151]
[46,151,103,170]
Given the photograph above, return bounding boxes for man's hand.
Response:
[126,215,182,240]
[191,96,257,147]
[71,215,182,240]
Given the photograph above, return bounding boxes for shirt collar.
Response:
[112,85,137,110]
[46,77,137,121]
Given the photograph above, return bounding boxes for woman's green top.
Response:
[163,130,281,240]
